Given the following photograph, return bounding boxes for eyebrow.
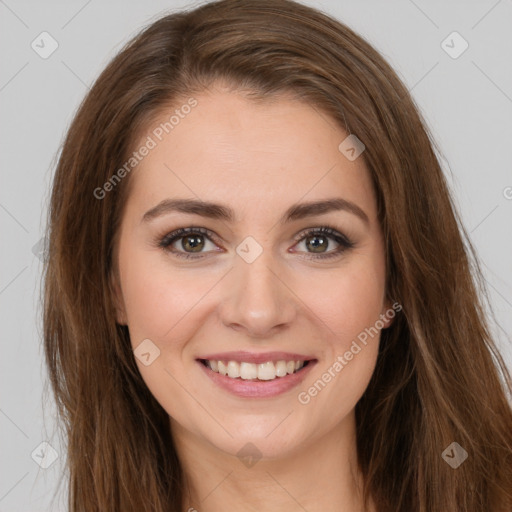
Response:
[141,197,369,225]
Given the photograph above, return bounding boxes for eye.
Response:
[292,226,354,260]
[157,227,221,260]
[157,225,355,260]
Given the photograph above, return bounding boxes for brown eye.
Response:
[304,234,329,253]
[180,233,205,253]
[158,227,220,259]
[293,226,355,260]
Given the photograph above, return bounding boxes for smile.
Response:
[196,354,317,398]
[200,359,310,381]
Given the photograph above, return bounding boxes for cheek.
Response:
[291,255,385,408]
[118,249,209,416]
[298,258,386,346]
[294,269,383,426]
[119,244,212,345]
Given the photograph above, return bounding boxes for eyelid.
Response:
[157,224,355,260]
[292,225,353,245]
[289,225,355,261]
[159,226,220,246]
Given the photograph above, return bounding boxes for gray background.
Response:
[1,0,511,510]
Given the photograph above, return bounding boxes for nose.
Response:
[218,250,297,339]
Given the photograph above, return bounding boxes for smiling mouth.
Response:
[199,359,313,381]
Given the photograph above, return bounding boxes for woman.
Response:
[43,0,512,510]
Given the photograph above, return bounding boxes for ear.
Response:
[110,267,128,326]
[380,298,399,329]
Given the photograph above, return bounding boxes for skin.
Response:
[112,82,391,512]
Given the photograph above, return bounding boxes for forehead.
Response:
[123,89,376,222]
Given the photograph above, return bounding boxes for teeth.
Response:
[258,361,275,380]
[217,360,228,376]
[227,361,240,378]
[240,362,258,379]
[275,360,288,377]
[204,359,307,380]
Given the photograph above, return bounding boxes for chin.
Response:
[203,419,305,461]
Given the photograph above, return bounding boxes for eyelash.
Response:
[157,225,355,261]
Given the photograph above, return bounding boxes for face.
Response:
[112,84,392,461]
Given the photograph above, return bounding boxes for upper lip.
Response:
[198,351,316,364]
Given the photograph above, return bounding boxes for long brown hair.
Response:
[42,0,512,510]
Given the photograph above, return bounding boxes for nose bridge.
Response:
[219,243,296,336]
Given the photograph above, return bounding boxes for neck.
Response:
[171,411,374,512]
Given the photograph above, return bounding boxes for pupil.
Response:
[183,234,204,252]
[307,235,327,253]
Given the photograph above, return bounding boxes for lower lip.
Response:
[197,360,317,398]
